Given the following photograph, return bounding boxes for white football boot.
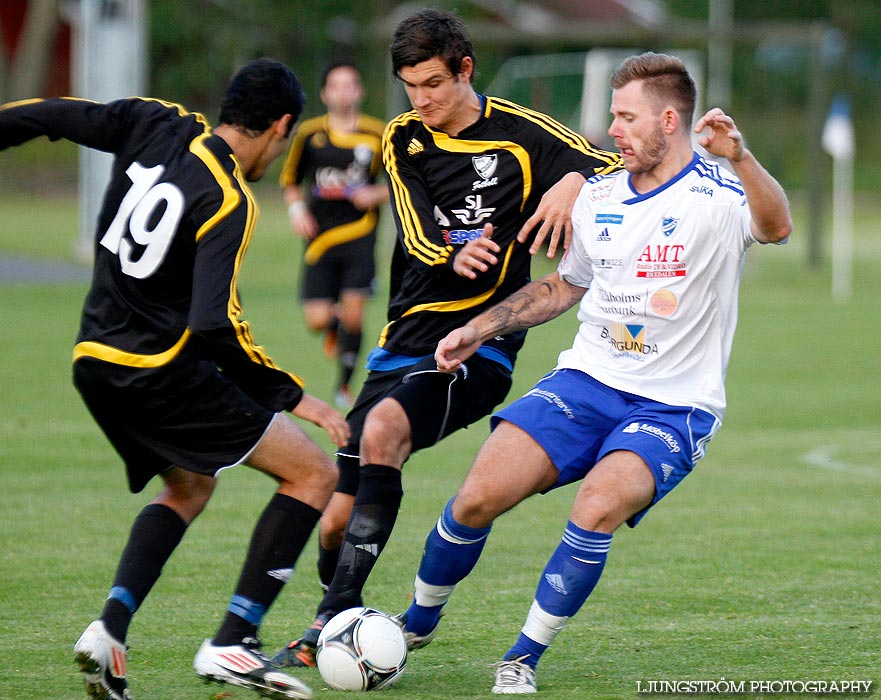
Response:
[492,656,537,694]
[194,637,312,699]
[73,620,131,700]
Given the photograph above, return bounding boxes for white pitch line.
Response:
[801,443,881,478]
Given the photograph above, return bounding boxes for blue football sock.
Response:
[406,498,491,635]
[505,522,612,668]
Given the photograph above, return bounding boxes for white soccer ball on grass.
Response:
[315,607,408,691]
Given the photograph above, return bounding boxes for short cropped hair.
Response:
[320,60,361,89]
[219,58,305,137]
[610,52,696,129]
[390,7,476,82]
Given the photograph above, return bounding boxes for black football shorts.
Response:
[300,233,376,301]
[73,356,276,493]
[333,353,513,495]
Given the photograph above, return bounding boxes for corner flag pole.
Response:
[821,95,855,302]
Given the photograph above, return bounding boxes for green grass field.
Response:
[0,183,878,700]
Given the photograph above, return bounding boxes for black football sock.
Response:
[101,503,188,643]
[318,465,403,616]
[317,541,340,591]
[337,327,362,389]
[213,493,320,646]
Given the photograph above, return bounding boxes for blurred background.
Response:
[1,0,878,274]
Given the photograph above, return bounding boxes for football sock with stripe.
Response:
[213,493,320,646]
[505,523,612,668]
[405,498,492,636]
[101,503,187,643]
[319,464,403,615]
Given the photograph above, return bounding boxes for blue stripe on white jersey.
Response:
[693,156,745,195]
[621,152,702,204]
[586,171,616,186]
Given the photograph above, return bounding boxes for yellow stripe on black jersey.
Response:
[377,239,516,347]
[225,159,301,385]
[430,128,532,212]
[384,112,454,267]
[304,209,378,265]
[73,330,192,367]
[190,133,241,242]
[490,97,621,173]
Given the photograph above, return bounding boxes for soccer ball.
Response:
[316,607,408,691]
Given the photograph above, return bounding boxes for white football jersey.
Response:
[556,153,759,420]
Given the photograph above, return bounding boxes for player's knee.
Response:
[449,490,496,530]
[157,471,215,522]
[304,317,327,334]
[305,453,339,495]
[360,410,409,465]
[322,459,340,492]
[574,487,644,533]
[337,313,362,332]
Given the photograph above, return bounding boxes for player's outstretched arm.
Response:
[435,271,587,372]
[292,394,350,446]
[695,108,792,244]
[515,172,586,258]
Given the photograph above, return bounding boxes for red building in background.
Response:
[1,0,72,96]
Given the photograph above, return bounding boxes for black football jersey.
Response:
[381,95,621,359]
[279,113,386,264]
[0,97,304,411]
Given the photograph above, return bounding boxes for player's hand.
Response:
[435,325,481,373]
[694,108,745,162]
[516,171,586,258]
[452,223,500,279]
[288,201,320,240]
[348,184,388,211]
[292,394,351,446]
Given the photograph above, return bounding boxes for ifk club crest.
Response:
[472,153,498,180]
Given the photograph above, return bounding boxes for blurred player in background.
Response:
[400,51,793,694]
[280,61,388,409]
[271,8,621,670]
[0,58,349,700]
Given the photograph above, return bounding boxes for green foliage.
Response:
[149,1,388,120]
[0,188,879,699]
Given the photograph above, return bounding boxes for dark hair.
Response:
[610,52,696,129]
[320,60,361,88]
[219,58,305,137]
[390,7,475,82]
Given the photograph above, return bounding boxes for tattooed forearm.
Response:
[474,274,585,339]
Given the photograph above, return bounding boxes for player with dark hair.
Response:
[400,51,792,693]
[0,57,349,700]
[280,61,388,409]
[271,8,621,669]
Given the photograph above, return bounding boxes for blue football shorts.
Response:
[492,367,720,526]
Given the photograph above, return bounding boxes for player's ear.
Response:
[662,106,679,134]
[459,56,474,83]
[274,113,294,139]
